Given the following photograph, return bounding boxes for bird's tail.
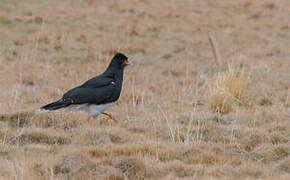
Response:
[38,99,69,113]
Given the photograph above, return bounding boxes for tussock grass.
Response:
[85,144,155,158]
[0,112,34,127]
[208,66,250,114]
[0,129,70,145]
[115,157,145,180]
[17,131,70,145]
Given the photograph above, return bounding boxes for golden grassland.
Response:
[0,0,289,179]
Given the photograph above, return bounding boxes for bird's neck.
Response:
[103,67,124,82]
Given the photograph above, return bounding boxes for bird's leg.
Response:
[101,112,117,122]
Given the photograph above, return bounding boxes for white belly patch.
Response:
[67,104,89,111]
[67,103,113,117]
[88,103,113,117]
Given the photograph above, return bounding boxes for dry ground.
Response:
[0,0,289,179]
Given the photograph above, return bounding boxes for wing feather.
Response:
[63,83,115,105]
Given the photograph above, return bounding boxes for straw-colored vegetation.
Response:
[0,0,289,179]
[208,66,250,114]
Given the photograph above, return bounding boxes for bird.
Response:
[39,52,132,122]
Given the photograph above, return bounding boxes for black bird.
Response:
[39,53,132,122]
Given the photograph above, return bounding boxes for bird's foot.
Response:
[101,112,118,123]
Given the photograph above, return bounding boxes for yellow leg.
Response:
[101,112,118,123]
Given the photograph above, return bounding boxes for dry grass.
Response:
[0,0,290,179]
[208,66,250,114]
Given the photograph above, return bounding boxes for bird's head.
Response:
[112,53,132,68]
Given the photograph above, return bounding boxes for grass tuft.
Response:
[0,112,34,127]
[115,157,145,180]
[208,66,250,114]
[17,131,70,145]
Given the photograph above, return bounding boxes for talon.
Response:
[101,112,118,123]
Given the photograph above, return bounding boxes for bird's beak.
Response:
[127,61,133,66]
[123,59,133,66]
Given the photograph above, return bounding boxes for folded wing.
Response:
[40,75,116,111]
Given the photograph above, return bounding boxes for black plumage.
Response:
[40,53,131,120]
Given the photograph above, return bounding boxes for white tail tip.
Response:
[37,108,49,114]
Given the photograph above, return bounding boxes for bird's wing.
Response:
[80,74,114,88]
[62,83,115,105]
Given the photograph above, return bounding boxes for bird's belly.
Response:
[88,103,113,116]
[67,104,89,111]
